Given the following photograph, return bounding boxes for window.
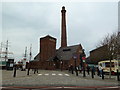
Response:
[63,49,71,51]
[105,62,114,67]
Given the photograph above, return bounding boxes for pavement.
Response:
[1,69,120,88]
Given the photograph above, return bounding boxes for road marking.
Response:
[38,74,42,76]
[45,74,49,76]
[58,74,63,76]
[52,73,56,75]
[38,73,70,76]
[65,74,70,76]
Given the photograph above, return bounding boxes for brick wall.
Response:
[90,45,109,64]
[40,36,56,62]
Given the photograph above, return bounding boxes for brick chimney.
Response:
[61,6,67,48]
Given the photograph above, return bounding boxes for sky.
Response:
[1,1,118,62]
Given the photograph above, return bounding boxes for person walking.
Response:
[86,65,90,75]
[98,64,103,77]
[97,67,100,76]
[92,66,95,75]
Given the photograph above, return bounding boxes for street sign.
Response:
[73,53,77,59]
[82,57,86,60]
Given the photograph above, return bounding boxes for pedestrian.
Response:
[37,69,38,73]
[68,65,71,72]
[97,67,100,76]
[98,64,103,77]
[34,69,36,74]
[87,65,90,75]
[92,66,95,75]
[70,65,74,74]
[79,66,82,73]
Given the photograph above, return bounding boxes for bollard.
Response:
[117,69,120,81]
[34,69,36,74]
[102,69,104,80]
[83,67,86,77]
[91,69,94,78]
[71,66,74,74]
[13,66,16,77]
[37,69,38,73]
[83,69,86,77]
[72,69,74,74]
[27,68,30,75]
[87,68,90,75]
[75,67,78,76]
[68,67,70,72]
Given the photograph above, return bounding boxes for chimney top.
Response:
[62,6,65,10]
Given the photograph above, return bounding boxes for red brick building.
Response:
[39,35,56,69]
[48,44,84,70]
[27,6,85,70]
[86,45,109,64]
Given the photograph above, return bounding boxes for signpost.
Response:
[82,56,86,77]
[73,53,78,76]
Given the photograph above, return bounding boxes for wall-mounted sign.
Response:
[73,53,77,59]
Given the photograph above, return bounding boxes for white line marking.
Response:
[65,74,70,76]
[103,86,120,89]
[38,74,42,76]
[45,74,49,76]
[52,73,56,75]
[58,74,63,76]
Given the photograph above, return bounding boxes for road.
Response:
[1,69,120,87]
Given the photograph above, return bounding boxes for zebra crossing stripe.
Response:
[38,73,69,76]
[45,74,49,75]
[65,74,70,76]
[38,74,42,76]
[52,73,56,76]
[58,74,62,75]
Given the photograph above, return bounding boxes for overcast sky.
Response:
[1,2,118,62]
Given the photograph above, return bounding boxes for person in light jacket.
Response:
[98,64,103,77]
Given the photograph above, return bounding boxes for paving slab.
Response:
[1,70,120,88]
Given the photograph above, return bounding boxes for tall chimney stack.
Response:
[61,6,67,48]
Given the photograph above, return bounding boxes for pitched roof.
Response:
[40,35,56,40]
[48,44,82,61]
[31,53,40,62]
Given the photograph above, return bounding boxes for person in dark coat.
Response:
[92,66,95,75]
[87,65,90,75]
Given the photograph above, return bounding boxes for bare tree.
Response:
[96,30,119,78]
[97,31,119,60]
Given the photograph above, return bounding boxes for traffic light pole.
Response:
[83,62,86,77]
